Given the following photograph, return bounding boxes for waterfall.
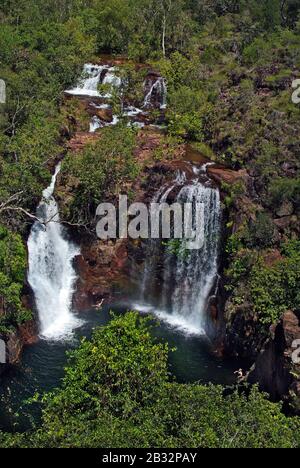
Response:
[66,63,123,129]
[65,64,106,97]
[144,77,167,109]
[103,67,122,89]
[27,164,81,341]
[89,116,103,133]
[134,167,221,336]
[160,183,221,334]
[66,64,122,99]
[67,63,167,132]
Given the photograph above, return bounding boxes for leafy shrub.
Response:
[250,241,300,325]
[2,312,300,448]
[245,212,276,248]
[62,125,139,223]
[0,225,31,332]
[269,178,300,209]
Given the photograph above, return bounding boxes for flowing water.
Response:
[134,166,221,336]
[65,63,106,97]
[27,164,81,341]
[66,63,167,130]
[0,64,250,433]
[144,77,167,109]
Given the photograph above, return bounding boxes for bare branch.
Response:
[5,97,26,137]
[0,206,42,223]
[0,191,24,210]
[280,0,288,23]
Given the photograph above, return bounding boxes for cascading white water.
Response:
[144,77,167,109]
[134,166,221,336]
[27,164,81,341]
[66,64,122,100]
[66,63,123,129]
[160,182,220,334]
[89,116,103,133]
[102,67,122,90]
[67,63,167,132]
[65,64,106,97]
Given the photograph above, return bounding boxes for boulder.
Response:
[91,107,113,123]
[276,200,294,218]
[207,167,249,186]
[248,310,300,409]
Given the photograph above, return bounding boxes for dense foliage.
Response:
[61,126,139,223]
[226,240,300,329]
[1,313,300,448]
[0,225,30,334]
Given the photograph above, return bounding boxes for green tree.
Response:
[0,225,30,333]
[1,313,300,448]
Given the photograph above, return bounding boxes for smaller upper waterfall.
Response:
[27,164,81,341]
[65,64,106,97]
[66,64,122,99]
[144,77,167,109]
[66,63,167,131]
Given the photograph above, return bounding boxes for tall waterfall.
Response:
[135,167,221,336]
[27,164,81,341]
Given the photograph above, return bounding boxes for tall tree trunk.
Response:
[280,0,287,24]
[162,13,166,58]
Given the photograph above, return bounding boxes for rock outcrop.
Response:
[58,128,185,310]
[248,310,300,412]
[207,167,249,186]
[0,319,38,375]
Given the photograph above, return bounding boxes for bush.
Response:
[269,178,300,209]
[2,312,300,448]
[62,125,139,223]
[245,212,276,248]
[0,225,30,333]
[250,241,300,325]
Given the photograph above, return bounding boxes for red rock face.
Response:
[207,166,249,186]
[18,320,38,346]
[73,239,129,310]
[0,320,38,368]
[248,310,300,410]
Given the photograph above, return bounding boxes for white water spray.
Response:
[144,77,167,109]
[27,164,81,341]
[65,64,106,97]
[135,167,221,336]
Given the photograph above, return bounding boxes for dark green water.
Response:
[0,303,249,432]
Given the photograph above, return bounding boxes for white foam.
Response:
[131,303,206,337]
